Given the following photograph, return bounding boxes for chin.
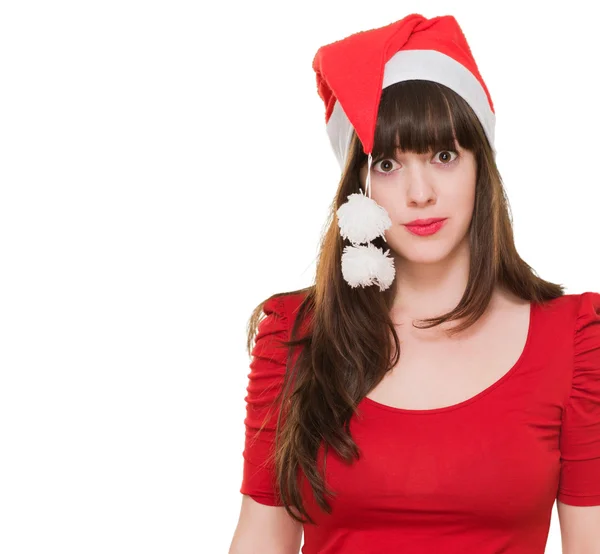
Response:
[390,243,456,265]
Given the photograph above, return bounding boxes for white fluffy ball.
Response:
[336,192,392,245]
[340,243,396,291]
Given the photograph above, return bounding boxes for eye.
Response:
[372,158,398,175]
[372,150,459,176]
[433,150,459,165]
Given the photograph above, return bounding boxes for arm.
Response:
[233,296,303,553]
[556,292,600,553]
[228,494,303,554]
[557,502,600,554]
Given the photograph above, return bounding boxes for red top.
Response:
[239,291,600,554]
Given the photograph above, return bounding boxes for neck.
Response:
[389,238,472,320]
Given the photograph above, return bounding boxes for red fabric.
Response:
[240,291,600,553]
[312,13,495,155]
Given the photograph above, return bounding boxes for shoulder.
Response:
[556,291,600,397]
[253,291,310,354]
[524,293,599,368]
[535,291,600,324]
[549,291,600,333]
[574,291,600,324]
[572,291,600,358]
[261,290,310,329]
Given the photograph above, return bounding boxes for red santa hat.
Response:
[312,13,496,291]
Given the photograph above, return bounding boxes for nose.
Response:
[405,166,437,208]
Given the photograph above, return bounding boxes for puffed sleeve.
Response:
[557,291,600,506]
[239,296,289,506]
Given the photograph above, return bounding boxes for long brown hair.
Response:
[245,80,564,524]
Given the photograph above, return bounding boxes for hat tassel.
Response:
[336,153,395,291]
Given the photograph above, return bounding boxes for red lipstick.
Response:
[404,218,447,236]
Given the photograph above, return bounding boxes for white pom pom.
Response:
[340,243,396,291]
[336,192,392,244]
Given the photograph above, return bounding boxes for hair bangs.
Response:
[369,80,480,162]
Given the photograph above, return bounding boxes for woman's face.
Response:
[358,142,477,266]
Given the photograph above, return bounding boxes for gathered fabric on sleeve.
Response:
[239,296,290,506]
[557,291,600,506]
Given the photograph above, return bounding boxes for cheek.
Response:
[445,170,477,215]
[441,194,475,229]
[452,188,476,210]
[371,187,403,220]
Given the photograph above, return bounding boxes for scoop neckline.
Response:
[359,300,538,416]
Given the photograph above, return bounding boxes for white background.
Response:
[0,1,598,553]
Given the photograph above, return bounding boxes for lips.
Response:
[404,218,447,236]
[405,217,447,226]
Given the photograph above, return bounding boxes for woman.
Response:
[230,13,600,554]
